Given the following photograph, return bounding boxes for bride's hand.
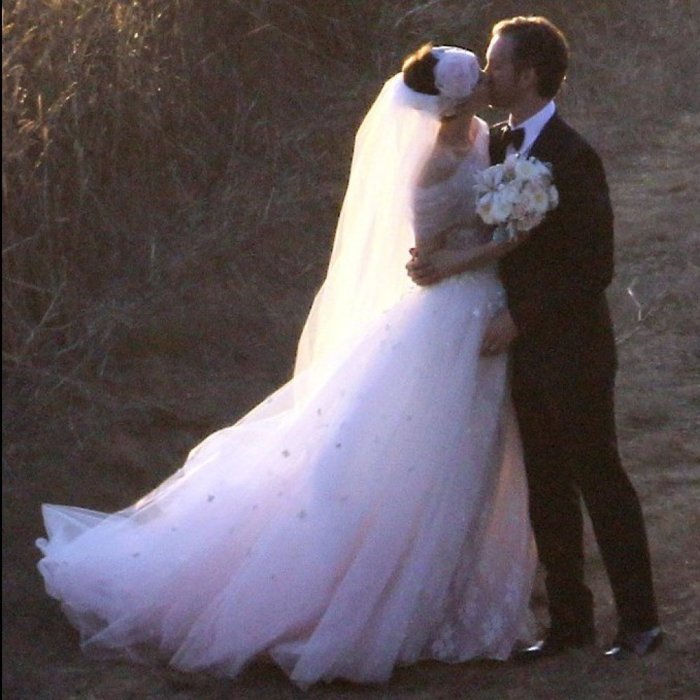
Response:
[406,248,464,286]
[406,248,440,286]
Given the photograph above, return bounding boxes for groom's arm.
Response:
[504,143,614,337]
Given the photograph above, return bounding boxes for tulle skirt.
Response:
[37,270,536,687]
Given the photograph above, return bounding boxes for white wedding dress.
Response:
[37,115,536,688]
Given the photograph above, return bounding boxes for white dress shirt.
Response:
[506,100,557,157]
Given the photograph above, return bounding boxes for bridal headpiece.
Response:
[402,45,481,118]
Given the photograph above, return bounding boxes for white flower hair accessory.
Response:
[432,46,481,101]
[401,45,481,119]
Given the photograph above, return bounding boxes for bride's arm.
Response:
[412,188,449,258]
[412,133,466,256]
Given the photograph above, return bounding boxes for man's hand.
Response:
[481,309,518,356]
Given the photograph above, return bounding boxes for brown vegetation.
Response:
[3,1,699,698]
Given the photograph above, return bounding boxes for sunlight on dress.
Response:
[37,107,536,688]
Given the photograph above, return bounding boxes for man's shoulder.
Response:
[542,114,599,157]
[531,113,608,178]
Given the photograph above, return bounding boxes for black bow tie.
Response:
[502,125,525,151]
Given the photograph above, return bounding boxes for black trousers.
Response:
[511,369,658,633]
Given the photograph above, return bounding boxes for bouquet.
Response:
[474,154,559,242]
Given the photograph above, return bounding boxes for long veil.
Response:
[293,74,440,385]
[37,75,445,532]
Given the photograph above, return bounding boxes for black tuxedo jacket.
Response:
[490,114,617,386]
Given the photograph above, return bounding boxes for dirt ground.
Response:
[3,110,699,698]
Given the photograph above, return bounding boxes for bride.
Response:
[37,44,536,688]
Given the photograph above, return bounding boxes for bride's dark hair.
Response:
[401,43,439,95]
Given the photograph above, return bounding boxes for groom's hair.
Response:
[492,16,569,99]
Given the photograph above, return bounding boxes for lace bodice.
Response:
[413,119,490,251]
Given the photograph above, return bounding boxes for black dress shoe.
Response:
[604,626,663,660]
[513,628,595,663]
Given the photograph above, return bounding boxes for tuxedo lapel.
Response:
[527,112,566,163]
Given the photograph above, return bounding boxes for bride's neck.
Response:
[438,112,475,151]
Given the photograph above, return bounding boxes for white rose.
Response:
[529,172,550,190]
[515,210,545,231]
[511,193,534,221]
[548,184,559,208]
[498,181,521,206]
[476,192,497,224]
[518,182,549,214]
[513,157,538,181]
[532,188,551,214]
[476,163,504,191]
[489,191,514,223]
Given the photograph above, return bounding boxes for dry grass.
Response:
[2,1,700,698]
[3,0,697,398]
[3,0,268,381]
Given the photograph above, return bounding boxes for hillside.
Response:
[3,1,699,697]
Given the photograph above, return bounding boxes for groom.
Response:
[408,16,662,660]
